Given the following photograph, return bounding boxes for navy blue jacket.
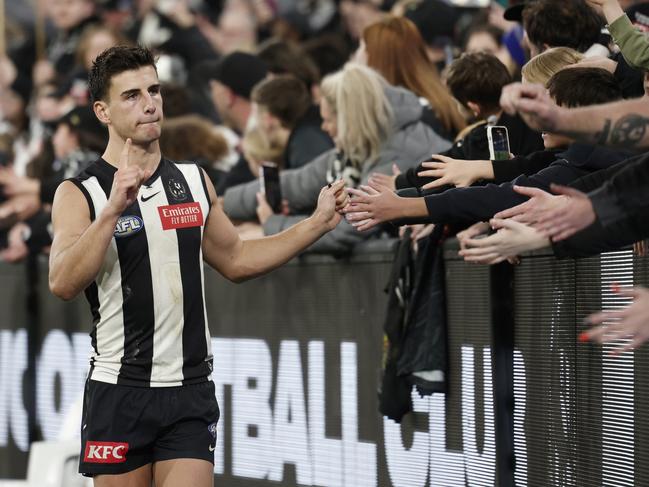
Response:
[423,143,636,225]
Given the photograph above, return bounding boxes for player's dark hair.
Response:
[88,45,157,103]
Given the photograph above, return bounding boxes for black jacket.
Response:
[612,51,645,99]
[214,154,255,196]
[491,149,561,183]
[284,106,334,169]
[379,226,448,422]
[551,211,647,259]
[552,152,649,258]
[395,112,544,190]
[422,143,635,226]
[420,104,455,142]
[588,151,649,226]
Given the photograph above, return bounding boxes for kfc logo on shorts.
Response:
[158,202,204,230]
[84,441,129,463]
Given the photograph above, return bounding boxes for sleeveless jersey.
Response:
[70,158,213,387]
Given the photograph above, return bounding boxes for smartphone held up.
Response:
[487,126,511,161]
[260,163,283,214]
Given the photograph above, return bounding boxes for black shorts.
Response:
[79,379,220,477]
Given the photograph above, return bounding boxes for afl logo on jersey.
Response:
[114,215,144,238]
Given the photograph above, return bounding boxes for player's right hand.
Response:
[313,180,346,231]
[106,139,151,217]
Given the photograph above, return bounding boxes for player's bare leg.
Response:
[153,458,214,487]
[93,463,152,487]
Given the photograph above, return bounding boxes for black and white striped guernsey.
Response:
[70,157,213,387]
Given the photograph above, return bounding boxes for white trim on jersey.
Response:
[139,176,185,387]
[82,176,124,384]
[176,164,214,373]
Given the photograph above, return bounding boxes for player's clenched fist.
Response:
[106,139,152,217]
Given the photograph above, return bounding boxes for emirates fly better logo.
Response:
[158,202,204,230]
[84,441,129,463]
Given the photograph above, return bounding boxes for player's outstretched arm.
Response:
[49,139,151,300]
[202,173,347,282]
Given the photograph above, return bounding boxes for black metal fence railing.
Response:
[0,241,646,486]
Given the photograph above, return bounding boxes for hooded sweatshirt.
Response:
[223,85,452,254]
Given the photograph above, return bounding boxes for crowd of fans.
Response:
[3,0,649,352]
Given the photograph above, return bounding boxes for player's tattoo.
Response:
[609,114,649,147]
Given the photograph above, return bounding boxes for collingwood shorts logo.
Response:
[208,422,217,452]
[114,215,144,238]
[208,422,217,439]
[84,441,129,463]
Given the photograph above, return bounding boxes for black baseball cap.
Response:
[204,52,268,100]
[504,0,535,22]
[404,0,459,45]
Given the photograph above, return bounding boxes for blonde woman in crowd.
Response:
[222,63,451,253]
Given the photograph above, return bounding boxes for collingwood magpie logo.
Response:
[167,179,187,201]
[208,422,217,452]
[114,215,144,238]
[208,423,217,439]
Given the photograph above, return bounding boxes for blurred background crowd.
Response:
[1,0,648,261]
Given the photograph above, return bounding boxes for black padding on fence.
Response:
[0,242,647,486]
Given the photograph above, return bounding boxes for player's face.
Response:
[102,66,163,144]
